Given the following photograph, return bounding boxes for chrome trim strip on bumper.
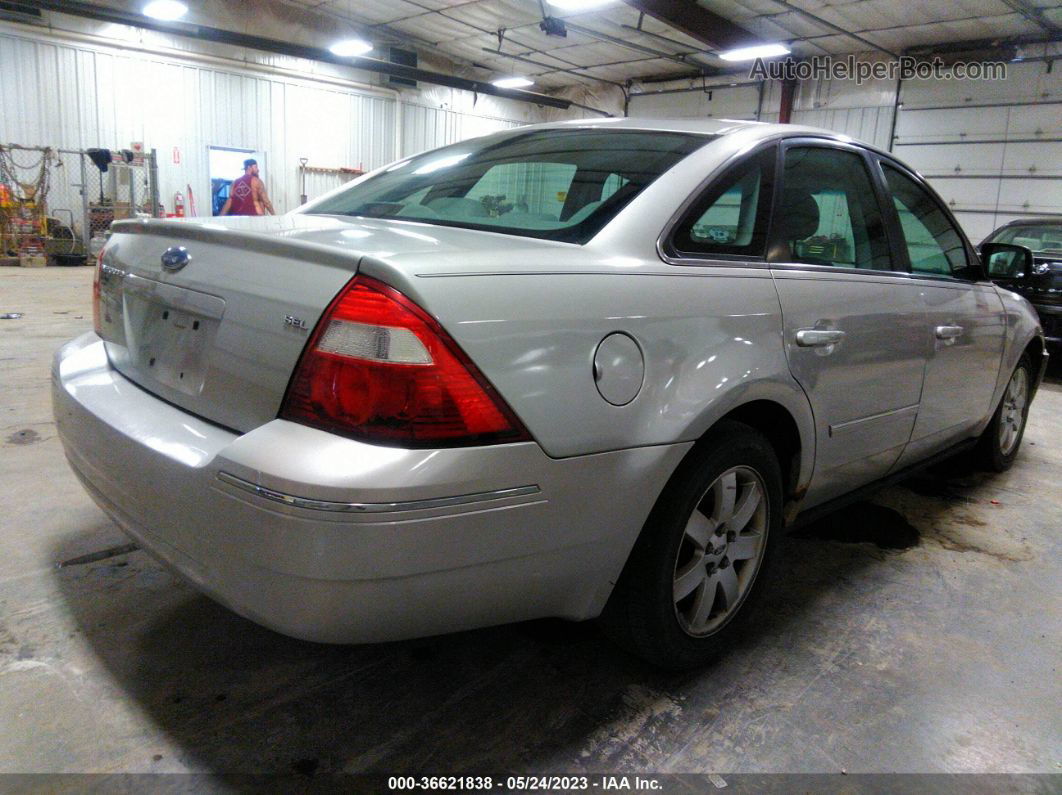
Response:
[216,471,541,514]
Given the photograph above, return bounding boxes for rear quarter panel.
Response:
[361,253,815,490]
[345,127,821,482]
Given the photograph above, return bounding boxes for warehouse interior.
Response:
[1,0,1060,784]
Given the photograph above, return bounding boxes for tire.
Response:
[977,353,1032,473]
[601,420,783,670]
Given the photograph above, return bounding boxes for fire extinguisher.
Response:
[174,191,185,218]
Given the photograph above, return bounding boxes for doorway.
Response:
[208,146,265,216]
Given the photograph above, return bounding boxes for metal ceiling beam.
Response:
[622,0,759,52]
[904,34,1062,60]
[618,22,720,70]
[562,19,705,68]
[351,4,628,97]
[479,48,631,89]
[763,0,899,59]
[999,0,1061,34]
[619,22,703,52]
[624,22,834,59]
[628,78,760,97]
[20,0,588,111]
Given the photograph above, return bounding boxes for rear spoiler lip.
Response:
[110,217,361,271]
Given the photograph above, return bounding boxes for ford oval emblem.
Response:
[161,246,190,272]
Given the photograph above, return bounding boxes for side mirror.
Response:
[981,242,1033,282]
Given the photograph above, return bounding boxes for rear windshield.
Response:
[988,224,1062,254]
[305,129,711,243]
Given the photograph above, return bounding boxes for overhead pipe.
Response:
[628,79,760,97]
[21,0,599,113]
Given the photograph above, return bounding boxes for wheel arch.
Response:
[1024,335,1046,397]
[717,401,802,491]
[683,386,816,524]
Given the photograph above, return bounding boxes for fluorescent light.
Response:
[548,0,615,9]
[329,38,373,57]
[719,43,790,61]
[492,76,534,89]
[143,0,187,20]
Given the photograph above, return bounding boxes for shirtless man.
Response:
[220,159,275,216]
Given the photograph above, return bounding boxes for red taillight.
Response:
[92,246,104,336]
[279,275,531,448]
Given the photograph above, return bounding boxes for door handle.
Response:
[795,329,846,348]
[935,325,964,344]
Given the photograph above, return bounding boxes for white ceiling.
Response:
[268,1,1061,90]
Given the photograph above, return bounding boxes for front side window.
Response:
[777,146,893,271]
[670,146,775,258]
[306,129,710,243]
[883,164,969,276]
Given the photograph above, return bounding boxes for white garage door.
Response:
[892,61,1062,244]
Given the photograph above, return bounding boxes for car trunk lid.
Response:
[96,217,369,434]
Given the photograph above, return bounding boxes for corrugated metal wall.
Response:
[397,101,523,159]
[0,24,537,214]
[756,58,897,151]
[628,80,894,152]
[628,84,761,121]
[761,105,896,152]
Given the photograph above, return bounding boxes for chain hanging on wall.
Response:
[0,144,55,258]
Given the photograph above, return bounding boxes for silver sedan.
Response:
[54,119,1046,668]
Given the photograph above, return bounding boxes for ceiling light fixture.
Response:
[329,38,373,57]
[719,43,790,61]
[492,76,534,89]
[143,0,188,21]
[547,0,616,9]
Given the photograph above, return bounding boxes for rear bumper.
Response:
[53,333,689,643]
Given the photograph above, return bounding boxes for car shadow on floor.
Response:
[49,467,971,775]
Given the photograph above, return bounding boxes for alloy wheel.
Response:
[672,465,769,637]
[998,366,1028,456]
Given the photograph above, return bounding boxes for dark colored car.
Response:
[981,219,1062,347]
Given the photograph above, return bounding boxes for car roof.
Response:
[992,218,1062,229]
[520,116,854,143]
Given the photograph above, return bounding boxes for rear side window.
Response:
[883,165,969,276]
[777,146,894,271]
[670,146,775,258]
[306,129,710,244]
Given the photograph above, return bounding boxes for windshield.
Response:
[989,224,1062,254]
[305,129,712,243]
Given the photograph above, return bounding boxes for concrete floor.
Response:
[1,266,1060,776]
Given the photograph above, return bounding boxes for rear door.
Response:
[768,140,931,506]
[876,160,1007,466]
